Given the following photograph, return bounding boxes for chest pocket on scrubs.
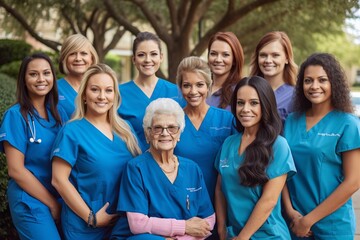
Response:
[209,127,231,145]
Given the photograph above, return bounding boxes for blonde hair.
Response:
[176,56,212,97]
[72,63,141,156]
[59,34,99,75]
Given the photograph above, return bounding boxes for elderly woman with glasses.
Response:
[111,98,215,240]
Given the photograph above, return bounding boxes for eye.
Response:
[250,100,259,106]
[259,53,267,58]
[106,88,113,93]
[304,78,312,84]
[44,71,52,76]
[80,51,88,56]
[90,87,99,92]
[182,83,191,88]
[153,126,163,134]
[237,100,245,106]
[197,83,205,88]
[29,72,38,77]
[167,125,179,134]
[223,53,231,57]
[136,53,145,58]
[151,52,158,57]
[209,52,217,57]
[319,78,328,83]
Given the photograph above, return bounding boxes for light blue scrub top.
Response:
[117,79,185,150]
[57,78,77,118]
[118,151,214,222]
[51,118,134,239]
[284,111,360,238]
[274,84,294,122]
[0,104,68,196]
[174,106,235,203]
[215,133,296,239]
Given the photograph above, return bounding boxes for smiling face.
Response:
[236,85,262,131]
[25,58,54,101]
[147,113,180,152]
[66,47,93,76]
[258,40,288,80]
[133,40,163,78]
[83,73,115,118]
[181,71,209,108]
[303,65,332,108]
[208,40,234,79]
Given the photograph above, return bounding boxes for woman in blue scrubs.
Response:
[57,33,99,118]
[283,53,360,239]
[207,32,244,111]
[117,32,184,150]
[215,76,296,239]
[113,98,215,240]
[0,53,68,239]
[174,56,234,239]
[249,31,298,122]
[51,64,141,239]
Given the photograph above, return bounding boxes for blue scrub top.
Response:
[118,151,214,220]
[274,83,294,122]
[51,118,134,237]
[0,104,68,195]
[284,111,360,237]
[215,133,296,239]
[57,78,77,118]
[174,106,235,203]
[117,79,185,150]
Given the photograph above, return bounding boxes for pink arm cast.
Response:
[127,212,215,239]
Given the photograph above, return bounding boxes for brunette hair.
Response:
[293,53,352,113]
[208,32,244,108]
[231,76,282,186]
[249,31,297,86]
[132,31,162,55]
[16,52,62,125]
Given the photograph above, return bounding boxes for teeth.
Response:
[36,85,47,90]
[96,103,107,107]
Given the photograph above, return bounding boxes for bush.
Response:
[0,61,21,79]
[0,39,31,66]
[0,73,18,239]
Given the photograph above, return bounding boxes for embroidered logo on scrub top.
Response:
[209,126,231,131]
[186,187,202,192]
[0,133,6,139]
[53,148,60,154]
[59,95,65,100]
[317,133,340,137]
[220,158,229,168]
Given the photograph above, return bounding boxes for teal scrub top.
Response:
[215,133,296,239]
[284,111,360,238]
[117,79,185,150]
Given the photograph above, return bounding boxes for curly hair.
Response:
[230,76,282,187]
[249,31,297,86]
[293,53,352,113]
[208,32,244,108]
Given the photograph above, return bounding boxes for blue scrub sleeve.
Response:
[267,136,296,180]
[0,109,27,154]
[336,117,360,153]
[119,161,148,214]
[51,126,78,166]
[213,147,222,172]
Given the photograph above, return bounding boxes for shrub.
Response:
[0,73,18,239]
[0,39,31,66]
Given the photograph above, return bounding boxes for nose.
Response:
[189,86,197,94]
[215,54,222,62]
[98,90,105,100]
[264,55,272,62]
[36,73,46,82]
[241,103,250,112]
[74,52,81,61]
[144,54,150,62]
[310,80,319,89]
[160,127,170,136]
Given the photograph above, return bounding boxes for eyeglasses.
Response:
[148,125,180,135]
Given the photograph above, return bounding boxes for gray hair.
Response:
[143,98,185,132]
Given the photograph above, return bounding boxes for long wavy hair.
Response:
[208,32,244,108]
[230,76,282,186]
[293,53,353,113]
[249,31,297,86]
[16,52,62,125]
[72,63,142,156]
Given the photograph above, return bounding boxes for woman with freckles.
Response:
[215,76,296,239]
[250,31,298,122]
[283,53,360,239]
[117,31,184,150]
[51,64,141,239]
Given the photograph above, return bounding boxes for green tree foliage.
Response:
[0,73,18,240]
[0,0,358,81]
[0,39,31,66]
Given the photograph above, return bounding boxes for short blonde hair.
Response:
[73,63,141,156]
[176,56,212,97]
[59,34,99,75]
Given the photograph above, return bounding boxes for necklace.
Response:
[159,156,177,174]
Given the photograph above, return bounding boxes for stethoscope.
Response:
[27,113,42,144]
